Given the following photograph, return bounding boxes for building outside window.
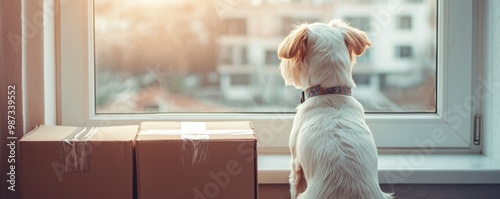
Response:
[92,0,435,112]
[218,46,248,65]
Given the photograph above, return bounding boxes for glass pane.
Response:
[94,0,437,113]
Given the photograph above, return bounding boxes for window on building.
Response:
[219,46,233,65]
[240,47,249,65]
[396,45,413,58]
[398,15,413,30]
[218,46,248,65]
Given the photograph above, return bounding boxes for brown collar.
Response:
[301,85,352,103]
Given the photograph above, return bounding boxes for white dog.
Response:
[278,20,393,199]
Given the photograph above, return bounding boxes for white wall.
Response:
[482,0,500,163]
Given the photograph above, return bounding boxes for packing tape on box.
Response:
[179,122,208,166]
[139,122,253,166]
[138,129,254,135]
[60,127,98,173]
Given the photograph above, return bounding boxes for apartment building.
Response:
[217,0,435,111]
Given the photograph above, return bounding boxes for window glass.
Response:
[94,0,437,113]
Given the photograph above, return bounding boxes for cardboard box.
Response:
[136,121,257,199]
[19,125,138,199]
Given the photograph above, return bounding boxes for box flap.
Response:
[20,125,79,141]
[88,125,139,141]
[137,133,255,141]
[137,121,254,141]
[204,121,253,130]
[21,125,139,142]
[139,121,252,130]
[140,121,182,130]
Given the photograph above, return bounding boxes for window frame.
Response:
[58,0,480,153]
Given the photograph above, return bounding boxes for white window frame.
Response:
[58,0,479,153]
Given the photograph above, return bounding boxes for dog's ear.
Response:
[329,20,371,61]
[277,24,308,61]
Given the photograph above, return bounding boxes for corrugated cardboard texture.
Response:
[136,121,257,199]
[19,125,138,199]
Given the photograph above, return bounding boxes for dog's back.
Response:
[294,95,392,199]
[278,20,393,199]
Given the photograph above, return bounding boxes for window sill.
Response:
[258,154,500,184]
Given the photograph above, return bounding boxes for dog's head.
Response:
[277,20,371,89]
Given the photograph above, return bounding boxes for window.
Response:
[218,46,248,65]
[218,46,233,65]
[396,45,413,58]
[398,15,413,30]
[59,0,478,152]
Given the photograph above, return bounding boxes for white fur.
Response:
[279,20,393,199]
